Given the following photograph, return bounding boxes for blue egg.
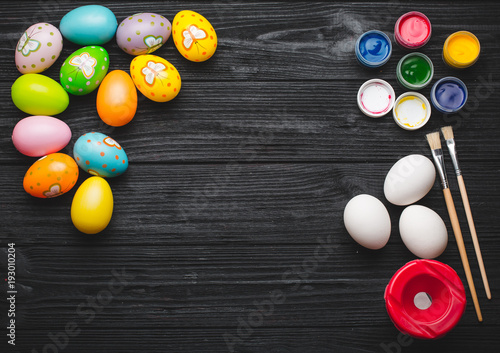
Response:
[355,30,392,68]
[73,132,128,178]
[60,5,117,45]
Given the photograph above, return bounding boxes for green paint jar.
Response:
[396,52,434,90]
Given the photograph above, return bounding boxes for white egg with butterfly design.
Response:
[116,12,172,55]
[15,23,63,74]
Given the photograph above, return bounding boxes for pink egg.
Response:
[12,116,71,157]
[15,23,63,74]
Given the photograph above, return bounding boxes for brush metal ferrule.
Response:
[445,138,462,176]
[430,148,449,189]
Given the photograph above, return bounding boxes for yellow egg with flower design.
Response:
[130,54,181,102]
[172,10,217,62]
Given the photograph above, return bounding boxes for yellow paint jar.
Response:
[443,31,480,69]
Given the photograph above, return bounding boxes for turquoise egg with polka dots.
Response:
[60,46,109,95]
[73,132,128,178]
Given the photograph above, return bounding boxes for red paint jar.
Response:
[384,259,466,339]
[394,11,432,49]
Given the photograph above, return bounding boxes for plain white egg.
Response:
[384,154,436,206]
[399,205,448,259]
[343,194,391,250]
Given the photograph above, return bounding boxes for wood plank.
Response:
[2,79,500,163]
[2,163,499,245]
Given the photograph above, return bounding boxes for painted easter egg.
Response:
[12,116,71,157]
[73,132,128,178]
[60,5,117,45]
[71,176,113,234]
[11,74,69,115]
[96,70,137,127]
[60,46,109,95]
[130,54,181,102]
[15,23,63,74]
[23,153,79,198]
[172,10,217,62]
[116,13,172,55]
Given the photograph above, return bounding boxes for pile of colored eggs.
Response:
[356,11,478,130]
[11,5,218,234]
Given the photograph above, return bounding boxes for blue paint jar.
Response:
[430,77,468,113]
[355,30,392,68]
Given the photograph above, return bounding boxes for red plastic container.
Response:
[394,11,432,49]
[384,259,466,339]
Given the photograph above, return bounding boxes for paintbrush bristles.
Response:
[441,126,455,140]
[426,131,442,150]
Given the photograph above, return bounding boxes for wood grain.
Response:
[1,1,500,352]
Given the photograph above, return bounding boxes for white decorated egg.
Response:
[15,23,63,74]
[384,154,436,206]
[399,205,448,259]
[117,13,171,55]
[343,194,391,250]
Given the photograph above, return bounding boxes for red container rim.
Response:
[394,11,432,49]
[384,259,466,340]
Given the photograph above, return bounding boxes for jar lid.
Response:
[396,52,434,90]
[443,31,480,69]
[431,77,468,113]
[355,30,392,68]
[385,259,466,340]
[357,79,395,118]
[394,11,432,49]
[393,92,431,130]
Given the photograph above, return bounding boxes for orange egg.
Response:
[96,70,138,126]
[23,153,79,198]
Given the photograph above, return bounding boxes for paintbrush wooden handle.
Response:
[443,188,483,322]
[457,175,491,299]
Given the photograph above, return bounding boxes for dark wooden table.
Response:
[1,1,499,352]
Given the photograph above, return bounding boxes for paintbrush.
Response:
[441,126,491,300]
[426,131,483,322]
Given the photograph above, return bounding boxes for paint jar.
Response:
[396,52,434,90]
[385,259,466,339]
[357,79,395,118]
[355,30,392,68]
[430,77,468,113]
[393,92,431,130]
[394,11,432,49]
[443,31,480,69]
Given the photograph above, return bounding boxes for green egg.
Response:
[11,74,69,115]
[60,46,109,96]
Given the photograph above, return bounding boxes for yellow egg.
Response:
[130,54,181,102]
[172,10,217,62]
[71,176,113,234]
